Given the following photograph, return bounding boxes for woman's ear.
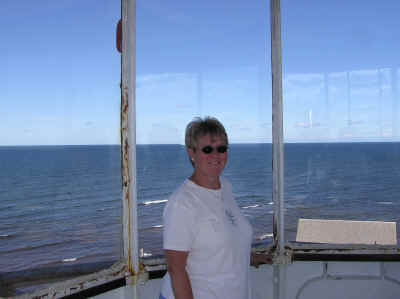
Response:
[187,147,195,162]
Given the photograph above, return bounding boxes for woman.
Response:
[160,117,268,299]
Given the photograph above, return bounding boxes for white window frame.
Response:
[8,0,400,298]
[10,1,140,298]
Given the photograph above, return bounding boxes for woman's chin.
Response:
[205,168,224,178]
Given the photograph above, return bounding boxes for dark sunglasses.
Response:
[200,145,228,154]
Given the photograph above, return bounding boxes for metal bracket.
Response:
[125,264,149,286]
[273,249,293,265]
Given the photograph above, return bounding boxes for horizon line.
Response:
[2,140,400,147]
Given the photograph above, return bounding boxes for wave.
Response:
[62,257,78,262]
[27,252,116,270]
[256,233,273,240]
[240,202,273,209]
[242,204,260,209]
[140,248,153,258]
[96,207,114,212]
[139,224,163,232]
[0,233,16,239]
[140,199,168,206]
[152,224,163,228]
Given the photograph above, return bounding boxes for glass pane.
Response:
[282,0,400,245]
[0,1,121,296]
[136,0,273,257]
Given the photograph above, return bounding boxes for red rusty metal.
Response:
[116,19,122,53]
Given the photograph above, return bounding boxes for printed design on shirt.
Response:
[225,209,237,226]
[209,218,219,232]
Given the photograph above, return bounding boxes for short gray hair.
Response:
[185,116,228,151]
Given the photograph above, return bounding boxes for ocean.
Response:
[1,143,400,273]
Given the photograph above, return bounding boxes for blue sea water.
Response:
[1,143,400,272]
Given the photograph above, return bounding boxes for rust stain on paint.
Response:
[121,86,133,274]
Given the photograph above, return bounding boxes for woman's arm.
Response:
[165,249,194,299]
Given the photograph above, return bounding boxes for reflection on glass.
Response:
[282,0,400,244]
[136,0,273,256]
[0,1,121,296]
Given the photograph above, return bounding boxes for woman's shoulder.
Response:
[221,176,233,192]
[166,179,199,209]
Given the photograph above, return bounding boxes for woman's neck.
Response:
[189,173,220,190]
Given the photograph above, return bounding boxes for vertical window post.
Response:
[270,0,284,252]
[392,68,398,137]
[121,0,139,279]
[270,0,286,298]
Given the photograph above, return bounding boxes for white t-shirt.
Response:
[161,177,253,299]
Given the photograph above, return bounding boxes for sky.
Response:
[1,0,400,145]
